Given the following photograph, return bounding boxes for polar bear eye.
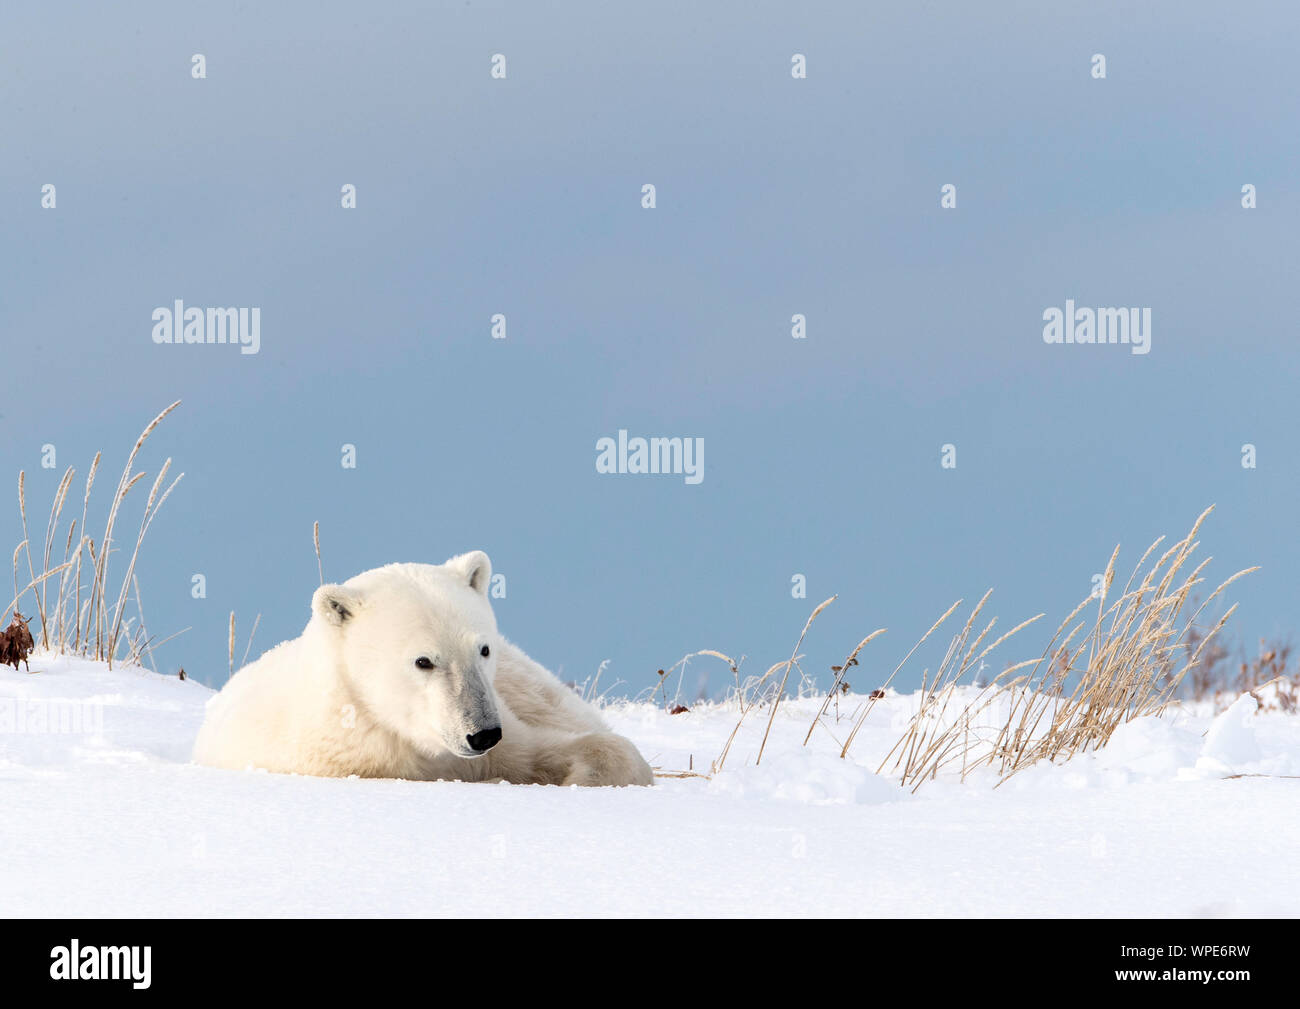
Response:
[414,656,435,670]
[480,645,490,658]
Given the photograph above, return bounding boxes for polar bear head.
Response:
[310,551,504,760]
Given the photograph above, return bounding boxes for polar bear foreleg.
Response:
[488,720,653,787]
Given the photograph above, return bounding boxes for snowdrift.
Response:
[2,656,1297,917]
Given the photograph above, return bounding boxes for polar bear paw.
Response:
[560,732,654,787]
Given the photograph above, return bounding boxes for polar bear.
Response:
[192,552,653,786]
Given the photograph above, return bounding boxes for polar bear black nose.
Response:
[466,727,502,753]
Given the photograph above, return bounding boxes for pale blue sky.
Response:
[2,1,1297,696]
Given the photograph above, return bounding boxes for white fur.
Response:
[192,553,653,786]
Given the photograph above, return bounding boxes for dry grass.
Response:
[707,507,1255,789]
[755,594,837,765]
[1183,626,1298,712]
[6,402,184,668]
[712,653,783,773]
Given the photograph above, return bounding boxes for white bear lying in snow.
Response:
[193,552,653,786]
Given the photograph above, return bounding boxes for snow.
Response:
[708,749,906,806]
[3,655,1298,917]
[1197,695,1264,773]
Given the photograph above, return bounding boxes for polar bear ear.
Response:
[447,550,492,596]
[312,584,364,627]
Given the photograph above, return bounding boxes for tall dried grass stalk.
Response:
[7,404,183,668]
[755,595,836,765]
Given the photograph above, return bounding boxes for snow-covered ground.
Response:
[2,655,1297,917]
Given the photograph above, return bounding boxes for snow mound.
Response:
[1198,694,1262,772]
[1184,692,1300,778]
[1094,715,1203,780]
